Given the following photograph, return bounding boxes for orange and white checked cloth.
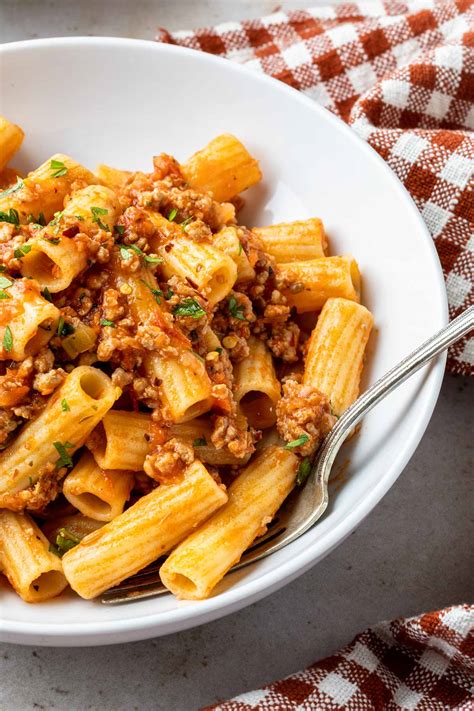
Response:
[203,605,473,710]
[158,0,474,376]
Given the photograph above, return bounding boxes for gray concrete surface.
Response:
[1,2,473,710]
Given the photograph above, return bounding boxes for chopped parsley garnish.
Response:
[27,211,46,226]
[140,279,162,304]
[13,244,32,259]
[296,458,312,486]
[57,316,75,337]
[284,434,310,450]
[173,298,206,319]
[215,347,223,355]
[168,208,178,222]
[180,216,193,231]
[238,241,243,255]
[114,224,125,236]
[119,243,162,264]
[42,236,61,245]
[42,287,52,302]
[228,295,247,321]
[0,291,11,299]
[164,288,174,300]
[0,208,20,226]
[53,441,74,469]
[49,528,80,557]
[100,318,115,328]
[61,399,70,412]
[2,325,13,352]
[50,159,68,178]
[193,437,207,447]
[50,211,63,226]
[0,276,13,289]
[90,206,109,231]
[0,177,24,199]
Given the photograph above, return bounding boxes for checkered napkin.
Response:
[157,0,474,376]
[202,604,474,710]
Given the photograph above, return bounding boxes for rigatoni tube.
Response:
[0,366,119,498]
[0,511,68,602]
[181,134,262,202]
[233,337,281,428]
[160,446,297,600]
[213,226,256,282]
[63,451,134,522]
[62,460,228,599]
[304,298,374,416]
[0,278,59,361]
[87,410,151,471]
[278,255,361,313]
[20,185,120,292]
[253,218,327,263]
[0,153,98,223]
[160,236,237,307]
[0,116,24,171]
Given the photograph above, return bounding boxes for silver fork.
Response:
[102,305,474,604]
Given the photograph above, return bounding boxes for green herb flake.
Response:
[0,177,24,199]
[90,206,109,231]
[0,291,11,299]
[119,246,133,261]
[50,159,68,178]
[238,241,243,256]
[100,318,115,328]
[13,244,32,259]
[180,216,193,231]
[164,288,174,300]
[42,287,52,302]
[168,208,178,222]
[296,458,312,486]
[284,434,310,450]
[215,347,223,355]
[57,316,75,337]
[173,298,206,319]
[143,254,163,264]
[140,279,162,304]
[0,208,20,226]
[193,437,207,447]
[61,399,70,412]
[2,325,13,352]
[0,276,13,290]
[114,224,125,236]
[52,528,81,557]
[27,211,46,226]
[29,476,34,487]
[53,441,74,469]
[228,296,247,321]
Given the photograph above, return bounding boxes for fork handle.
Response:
[333,305,474,439]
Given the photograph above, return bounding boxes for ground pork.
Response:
[276,379,336,457]
[0,463,63,513]
[144,437,195,484]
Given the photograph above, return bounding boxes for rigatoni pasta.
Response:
[0,116,24,171]
[0,128,374,605]
[62,460,228,599]
[304,298,374,416]
[160,447,297,599]
[0,510,68,602]
[253,218,327,263]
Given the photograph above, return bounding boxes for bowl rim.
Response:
[0,35,448,645]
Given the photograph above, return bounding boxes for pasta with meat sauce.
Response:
[0,118,373,602]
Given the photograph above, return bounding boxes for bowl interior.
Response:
[0,38,447,645]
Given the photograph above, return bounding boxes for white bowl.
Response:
[0,37,447,646]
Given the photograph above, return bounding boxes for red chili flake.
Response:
[62,225,80,238]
